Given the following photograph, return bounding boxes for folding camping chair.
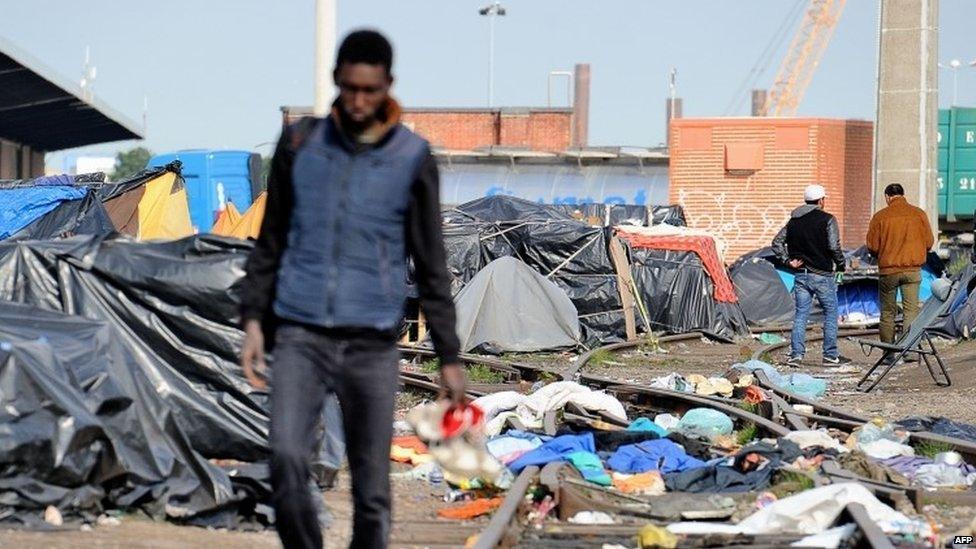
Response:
[851,279,955,393]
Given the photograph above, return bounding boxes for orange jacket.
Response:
[865,196,935,275]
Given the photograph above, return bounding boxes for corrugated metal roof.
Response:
[0,36,142,151]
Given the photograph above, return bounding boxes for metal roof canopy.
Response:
[0,35,142,151]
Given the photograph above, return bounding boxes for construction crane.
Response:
[761,0,847,116]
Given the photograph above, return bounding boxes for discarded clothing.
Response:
[665,432,713,461]
[437,497,503,520]
[686,374,734,397]
[628,417,668,437]
[838,452,910,487]
[472,391,525,424]
[858,439,914,460]
[649,373,692,392]
[390,436,430,465]
[675,408,734,440]
[612,471,665,496]
[568,511,615,525]
[880,455,976,488]
[607,439,706,474]
[478,382,627,436]
[663,462,773,494]
[732,360,827,400]
[896,416,976,443]
[783,430,848,454]
[668,483,929,537]
[591,430,661,452]
[566,451,612,486]
[655,414,680,432]
[486,431,545,465]
[508,433,597,472]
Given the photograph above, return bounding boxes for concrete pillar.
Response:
[665,97,683,148]
[874,0,939,236]
[751,89,768,116]
[30,150,45,177]
[314,0,337,116]
[0,140,17,179]
[572,63,590,147]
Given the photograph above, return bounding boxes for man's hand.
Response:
[241,319,268,390]
[438,363,468,406]
[788,258,804,269]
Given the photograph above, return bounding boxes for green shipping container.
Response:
[938,107,976,221]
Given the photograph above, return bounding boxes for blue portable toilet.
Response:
[148,150,261,233]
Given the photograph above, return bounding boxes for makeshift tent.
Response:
[210,192,267,240]
[211,202,242,235]
[0,163,194,242]
[549,204,686,228]
[929,262,976,338]
[617,228,749,341]
[97,164,194,240]
[731,247,944,328]
[442,196,626,345]
[454,256,581,353]
[0,184,87,238]
[0,234,344,526]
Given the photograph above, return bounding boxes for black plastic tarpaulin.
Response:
[442,196,626,346]
[630,248,749,341]
[0,301,260,526]
[0,235,299,525]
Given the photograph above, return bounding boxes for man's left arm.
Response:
[827,216,846,272]
[405,151,466,402]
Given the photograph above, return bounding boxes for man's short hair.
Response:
[884,183,905,196]
[335,30,393,74]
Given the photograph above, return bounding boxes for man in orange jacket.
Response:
[866,184,936,344]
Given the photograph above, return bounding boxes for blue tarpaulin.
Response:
[0,186,86,239]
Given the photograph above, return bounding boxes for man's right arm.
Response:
[865,213,880,254]
[240,128,294,324]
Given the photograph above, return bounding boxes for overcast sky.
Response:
[2,0,975,166]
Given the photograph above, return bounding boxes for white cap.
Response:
[804,184,826,202]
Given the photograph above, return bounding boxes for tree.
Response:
[110,147,153,181]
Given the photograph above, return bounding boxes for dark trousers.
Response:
[270,323,399,549]
[879,270,921,343]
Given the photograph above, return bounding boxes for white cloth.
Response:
[476,382,627,436]
[783,430,849,454]
[859,439,915,460]
[669,483,926,537]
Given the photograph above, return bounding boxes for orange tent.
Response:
[211,202,242,235]
[227,191,266,240]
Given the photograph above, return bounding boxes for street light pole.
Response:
[939,59,963,106]
[479,2,506,108]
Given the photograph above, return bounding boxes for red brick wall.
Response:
[842,121,875,250]
[401,109,572,151]
[669,117,874,260]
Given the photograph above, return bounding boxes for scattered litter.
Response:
[96,515,121,527]
[474,382,627,436]
[790,524,857,548]
[648,373,692,392]
[608,438,706,474]
[628,417,668,437]
[612,471,666,496]
[758,332,786,345]
[637,524,678,548]
[732,360,827,399]
[568,511,615,525]
[675,408,734,439]
[654,414,680,432]
[437,497,503,520]
[686,374,735,397]
[783,430,848,454]
[44,505,63,527]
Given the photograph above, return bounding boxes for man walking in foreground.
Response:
[866,184,935,348]
[772,184,852,367]
[239,30,466,549]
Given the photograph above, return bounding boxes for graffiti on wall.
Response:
[676,188,790,252]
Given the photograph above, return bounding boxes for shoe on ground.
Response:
[822,355,852,366]
[785,355,803,367]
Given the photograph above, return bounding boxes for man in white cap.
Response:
[771,184,852,367]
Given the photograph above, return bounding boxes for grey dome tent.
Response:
[454,256,581,353]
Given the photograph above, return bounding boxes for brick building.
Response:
[669,117,874,259]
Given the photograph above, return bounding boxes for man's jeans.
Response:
[270,323,399,549]
[790,272,839,359]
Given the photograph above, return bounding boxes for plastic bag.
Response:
[675,408,734,439]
